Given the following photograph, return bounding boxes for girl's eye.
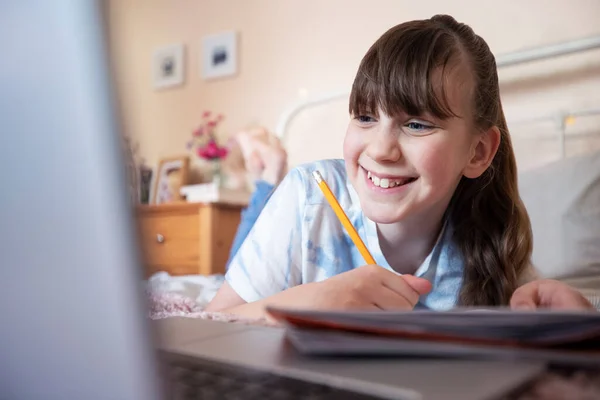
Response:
[356,115,375,123]
[405,120,435,134]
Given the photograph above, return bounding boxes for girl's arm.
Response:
[205,281,319,320]
[214,166,309,314]
[206,266,432,320]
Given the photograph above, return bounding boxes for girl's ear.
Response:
[463,126,501,179]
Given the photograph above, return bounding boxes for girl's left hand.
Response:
[510,279,595,311]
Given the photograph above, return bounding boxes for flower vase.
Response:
[211,159,224,187]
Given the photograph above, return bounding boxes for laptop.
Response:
[1,2,548,399]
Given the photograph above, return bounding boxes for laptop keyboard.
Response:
[163,353,387,399]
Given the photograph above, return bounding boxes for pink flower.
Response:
[187,111,228,156]
[197,140,229,160]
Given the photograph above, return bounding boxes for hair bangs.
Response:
[349,22,462,121]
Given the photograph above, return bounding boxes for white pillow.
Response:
[518,151,600,290]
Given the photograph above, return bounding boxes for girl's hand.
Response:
[306,264,432,311]
[510,279,595,311]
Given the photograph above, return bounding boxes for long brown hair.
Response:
[349,15,532,306]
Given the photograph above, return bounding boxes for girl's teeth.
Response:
[367,170,410,188]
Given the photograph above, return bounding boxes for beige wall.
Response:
[106,0,600,175]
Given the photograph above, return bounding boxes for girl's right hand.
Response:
[208,265,432,320]
[305,264,432,311]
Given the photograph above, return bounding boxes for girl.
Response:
[207,14,594,318]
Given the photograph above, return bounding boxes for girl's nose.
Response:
[365,126,402,163]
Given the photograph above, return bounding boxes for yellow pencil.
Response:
[311,170,377,265]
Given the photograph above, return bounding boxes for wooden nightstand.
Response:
[136,202,243,276]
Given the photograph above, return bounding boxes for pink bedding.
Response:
[147,290,272,326]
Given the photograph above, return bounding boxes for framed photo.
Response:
[153,44,185,90]
[151,156,190,204]
[201,31,238,80]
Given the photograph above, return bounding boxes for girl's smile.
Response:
[362,166,418,194]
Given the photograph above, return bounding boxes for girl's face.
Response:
[343,81,477,226]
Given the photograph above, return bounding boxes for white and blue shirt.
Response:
[226,159,465,310]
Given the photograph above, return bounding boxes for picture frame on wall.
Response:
[151,156,190,204]
[201,31,238,80]
[152,43,185,90]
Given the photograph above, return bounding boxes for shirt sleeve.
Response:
[225,169,305,303]
[225,180,275,269]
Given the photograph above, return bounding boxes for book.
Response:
[180,182,250,205]
[267,307,600,364]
